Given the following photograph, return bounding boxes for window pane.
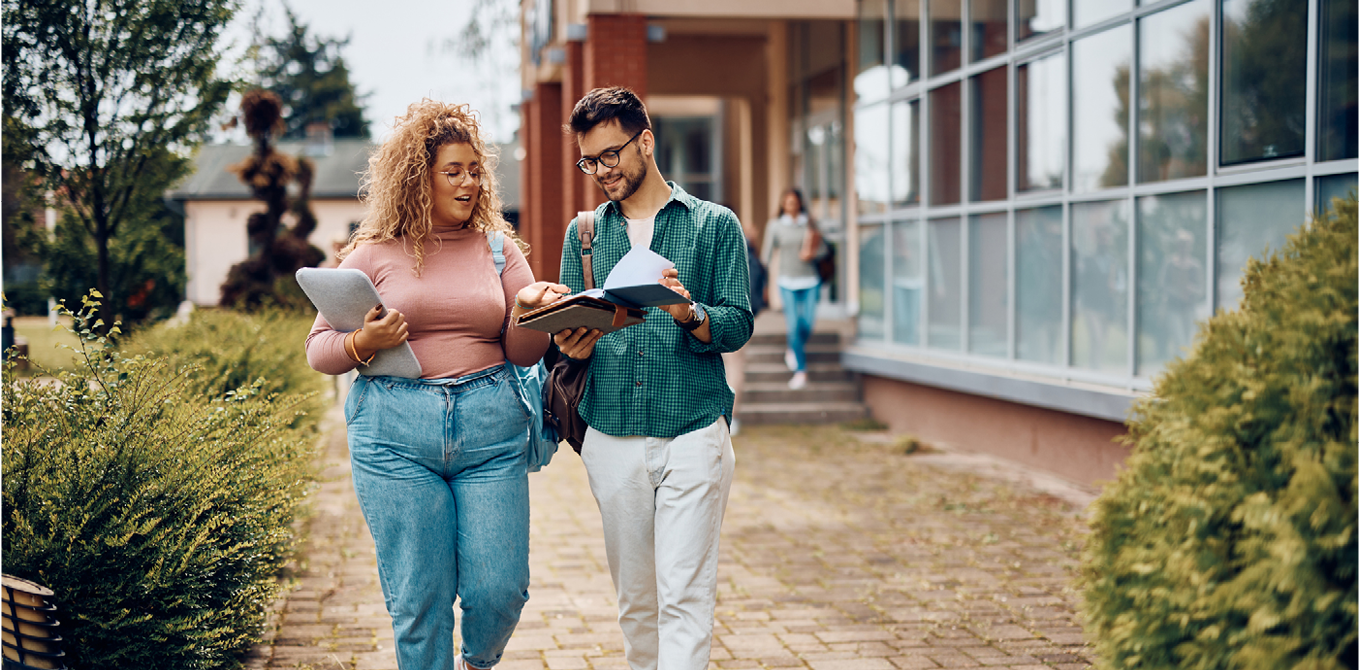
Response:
[892,99,921,206]
[969,213,1009,356]
[1137,0,1210,183]
[1220,0,1307,165]
[970,67,1008,201]
[1071,199,1129,374]
[1017,52,1066,192]
[857,0,890,102]
[856,103,891,215]
[1136,191,1207,375]
[1016,206,1064,364]
[1072,25,1131,193]
[892,219,923,344]
[893,0,922,86]
[859,225,887,338]
[1317,173,1358,216]
[928,217,963,349]
[1073,0,1129,29]
[971,0,1008,62]
[1215,179,1303,309]
[1016,0,1066,42]
[929,82,962,205]
[929,0,962,75]
[1318,0,1359,161]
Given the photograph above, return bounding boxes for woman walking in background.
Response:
[304,100,565,670]
[762,187,826,390]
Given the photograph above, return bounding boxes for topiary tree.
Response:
[1082,194,1357,669]
[219,89,325,310]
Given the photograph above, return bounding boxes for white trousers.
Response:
[581,419,736,670]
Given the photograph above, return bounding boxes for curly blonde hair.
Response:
[340,99,524,273]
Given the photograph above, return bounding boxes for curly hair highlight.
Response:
[341,99,524,274]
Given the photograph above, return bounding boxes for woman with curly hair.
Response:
[305,100,567,670]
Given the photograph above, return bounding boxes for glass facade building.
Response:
[851,0,1357,392]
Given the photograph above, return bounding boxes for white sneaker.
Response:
[785,348,797,370]
[788,371,808,390]
[455,655,485,670]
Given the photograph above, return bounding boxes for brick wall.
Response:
[523,83,563,282]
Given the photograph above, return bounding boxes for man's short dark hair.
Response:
[566,87,652,137]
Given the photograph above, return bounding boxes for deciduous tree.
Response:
[2,0,237,330]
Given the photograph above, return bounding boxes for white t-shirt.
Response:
[625,214,656,250]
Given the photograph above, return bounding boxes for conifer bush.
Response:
[1082,195,1357,669]
[2,296,318,669]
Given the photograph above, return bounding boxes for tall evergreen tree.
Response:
[249,6,370,140]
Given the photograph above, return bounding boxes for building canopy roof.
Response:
[166,138,374,202]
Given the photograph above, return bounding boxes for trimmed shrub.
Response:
[2,296,318,669]
[128,307,326,413]
[1082,196,1357,669]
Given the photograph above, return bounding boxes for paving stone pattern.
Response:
[246,411,1094,669]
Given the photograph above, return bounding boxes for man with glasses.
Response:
[552,86,753,670]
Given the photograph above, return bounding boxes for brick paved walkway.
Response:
[245,409,1094,670]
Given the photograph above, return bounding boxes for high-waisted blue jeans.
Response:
[345,366,531,669]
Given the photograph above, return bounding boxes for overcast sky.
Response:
[220,0,521,144]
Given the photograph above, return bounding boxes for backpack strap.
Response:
[487,231,506,276]
[578,210,595,290]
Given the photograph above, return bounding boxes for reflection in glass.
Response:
[971,0,1008,62]
[856,103,891,215]
[1318,0,1358,161]
[1221,0,1307,165]
[1071,199,1129,374]
[1316,173,1358,217]
[1016,207,1063,364]
[1017,0,1066,42]
[1136,191,1207,375]
[1017,52,1065,191]
[970,67,1008,201]
[857,0,889,102]
[1216,180,1303,309]
[892,219,923,345]
[1073,0,1129,29]
[969,213,1008,356]
[928,217,962,349]
[894,0,922,87]
[892,99,920,206]
[859,225,887,338]
[929,82,961,205]
[930,0,962,75]
[1072,25,1131,193]
[1137,0,1209,183]
[805,125,825,201]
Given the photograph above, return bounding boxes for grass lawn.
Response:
[10,316,82,374]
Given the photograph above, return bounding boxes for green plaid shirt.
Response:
[559,183,753,438]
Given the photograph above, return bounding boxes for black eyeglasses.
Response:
[576,130,643,175]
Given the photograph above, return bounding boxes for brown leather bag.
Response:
[542,211,595,453]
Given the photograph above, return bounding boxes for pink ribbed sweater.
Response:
[304,227,550,379]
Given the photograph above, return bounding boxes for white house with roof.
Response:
[167,133,521,307]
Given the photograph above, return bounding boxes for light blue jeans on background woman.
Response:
[345,366,531,670]
[780,284,820,371]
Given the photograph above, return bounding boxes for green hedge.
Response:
[1082,195,1357,669]
[2,297,322,669]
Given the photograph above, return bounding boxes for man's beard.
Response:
[597,158,645,202]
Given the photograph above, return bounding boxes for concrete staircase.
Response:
[735,330,870,426]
